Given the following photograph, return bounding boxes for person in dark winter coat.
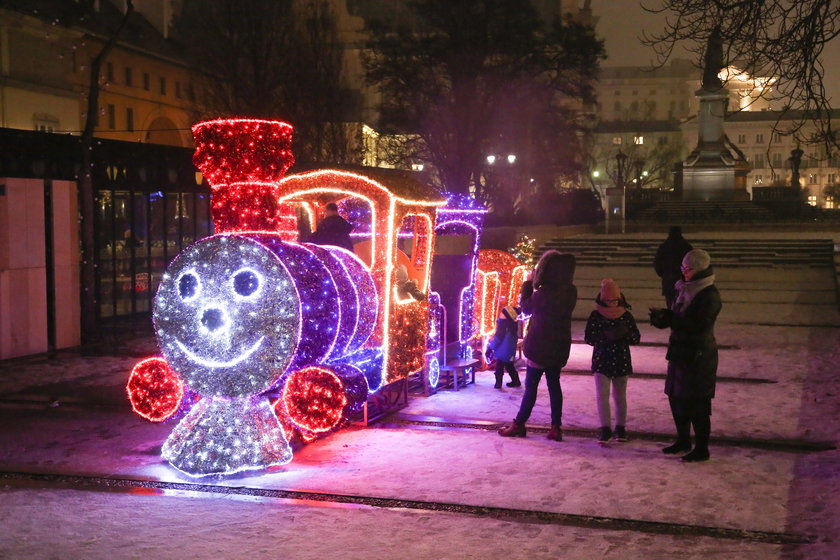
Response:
[309,202,354,252]
[584,278,641,444]
[485,306,522,389]
[499,251,576,441]
[654,226,693,308]
[650,248,722,462]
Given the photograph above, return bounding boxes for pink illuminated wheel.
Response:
[126,357,185,422]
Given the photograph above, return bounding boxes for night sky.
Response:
[591,0,840,104]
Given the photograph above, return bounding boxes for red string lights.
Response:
[126,357,185,422]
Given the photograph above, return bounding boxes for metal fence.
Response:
[0,128,211,324]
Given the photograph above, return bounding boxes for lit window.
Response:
[33,113,59,133]
[612,137,622,145]
[807,195,817,206]
[754,175,763,184]
[809,174,818,184]
[633,136,644,145]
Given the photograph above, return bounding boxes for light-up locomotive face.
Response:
[154,235,300,397]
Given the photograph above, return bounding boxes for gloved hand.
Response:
[649,308,673,329]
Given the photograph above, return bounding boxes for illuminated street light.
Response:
[486,155,496,165]
[507,154,516,164]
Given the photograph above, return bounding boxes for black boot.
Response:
[493,365,503,389]
[663,415,691,454]
[506,365,521,387]
[682,415,710,462]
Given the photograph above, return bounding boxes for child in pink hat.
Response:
[584,278,640,443]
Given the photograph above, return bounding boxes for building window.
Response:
[737,134,746,144]
[773,132,782,143]
[175,81,182,99]
[614,101,621,112]
[143,72,150,91]
[125,67,133,87]
[807,195,817,206]
[756,133,764,143]
[159,77,167,95]
[107,104,116,129]
[772,153,782,167]
[633,136,644,145]
[659,136,668,145]
[612,137,622,145]
[126,108,134,132]
[106,62,114,82]
[33,113,59,133]
[753,153,765,168]
[630,101,639,113]
[828,173,836,184]
[809,173,818,184]
[754,175,763,184]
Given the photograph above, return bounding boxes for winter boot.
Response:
[682,416,710,462]
[597,426,612,444]
[498,420,526,437]
[546,424,563,441]
[614,425,628,441]
[506,367,521,387]
[663,415,692,454]
[494,372,503,389]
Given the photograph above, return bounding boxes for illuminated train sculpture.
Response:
[126,119,486,477]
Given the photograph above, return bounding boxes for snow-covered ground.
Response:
[0,231,839,560]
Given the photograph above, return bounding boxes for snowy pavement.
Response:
[1,253,840,559]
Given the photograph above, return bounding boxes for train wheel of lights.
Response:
[280,366,348,434]
[427,356,440,389]
[127,357,185,422]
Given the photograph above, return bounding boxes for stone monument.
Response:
[681,27,751,201]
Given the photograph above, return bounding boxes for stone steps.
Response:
[533,237,840,326]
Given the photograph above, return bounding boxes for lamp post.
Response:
[616,150,628,233]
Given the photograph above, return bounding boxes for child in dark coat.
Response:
[485,306,522,389]
[584,279,641,443]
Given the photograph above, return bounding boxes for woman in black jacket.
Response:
[499,251,577,441]
[650,248,722,462]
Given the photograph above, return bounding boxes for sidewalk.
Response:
[1,314,838,559]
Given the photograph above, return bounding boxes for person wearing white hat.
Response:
[650,248,722,462]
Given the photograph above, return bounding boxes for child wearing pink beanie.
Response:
[584,278,641,443]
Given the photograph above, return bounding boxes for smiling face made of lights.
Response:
[155,235,300,397]
[152,234,299,476]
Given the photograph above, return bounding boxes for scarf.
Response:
[673,273,715,313]
[596,302,626,319]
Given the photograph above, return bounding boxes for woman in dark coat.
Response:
[650,248,722,462]
[499,250,577,441]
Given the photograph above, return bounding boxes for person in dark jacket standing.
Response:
[654,226,693,308]
[309,202,354,252]
[499,251,577,441]
[650,248,722,462]
[584,278,641,444]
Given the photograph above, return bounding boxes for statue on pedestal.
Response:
[702,26,724,91]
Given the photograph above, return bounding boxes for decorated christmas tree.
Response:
[509,233,537,266]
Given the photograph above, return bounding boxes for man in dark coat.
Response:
[654,226,693,308]
[309,202,354,252]
[499,250,577,441]
[650,248,722,462]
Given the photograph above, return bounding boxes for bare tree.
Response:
[642,0,840,149]
[363,0,605,211]
[174,0,357,162]
[79,0,134,344]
